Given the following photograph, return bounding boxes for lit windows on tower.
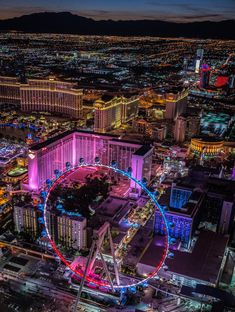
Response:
[170,187,192,209]
[199,64,211,89]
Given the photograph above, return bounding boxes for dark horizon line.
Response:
[0,11,235,24]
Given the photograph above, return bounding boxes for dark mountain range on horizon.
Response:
[0,12,234,39]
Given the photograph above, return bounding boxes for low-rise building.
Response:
[137,230,229,288]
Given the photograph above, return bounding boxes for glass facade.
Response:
[170,188,192,209]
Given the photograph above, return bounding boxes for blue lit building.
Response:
[170,183,192,209]
[155,184,204,249]
[155,165,235,249]
[155,212,192,247]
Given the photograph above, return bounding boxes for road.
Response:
[1,272,107,312]
[0,240,56,260]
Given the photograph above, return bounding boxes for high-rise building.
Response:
[195,59,201,74]
[219,201,234,234]
[14,205,39,238]
[199,64,211,89]
[121,96,139,123]
[0,76,21,109]
[94,97,122,133]
[186,115,201,140]
[165,88,188,120]
[57,215,87,250]
[152,124,167,141]
[94,95,139,133]
[13,206,87,250]
[195,49,204,73]
[229,74,235,89]
[130,145,153,194]
[155,183,204,248]
[27,129,153,192]
[170,183,193,209]
[196,48,204,60]
[132,119,151,136]
[174,116,186,143]
[20,78,83,118]
[183,57,188,71]
[139,89,187,121]
[174,114,200,143]
[159,167,235,243]
[0,76,83,118]
[132,120,167,141]
[203,178,235,235]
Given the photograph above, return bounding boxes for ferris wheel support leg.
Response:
[108,227,120,286]
[99,251,114,292]
[88,232,105,273]
[73,240,96,312]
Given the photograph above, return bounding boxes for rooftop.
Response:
[30,129,74,151]
[207,178,235,200]
[139,230,229,285]
[30,129,120,151]
[192,136,224,143]
[133,145,153,156]
[30,129,151,154]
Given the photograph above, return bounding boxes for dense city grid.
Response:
[0,7,235,312]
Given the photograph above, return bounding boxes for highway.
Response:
[0,240,56,260]
[1,272,107,311]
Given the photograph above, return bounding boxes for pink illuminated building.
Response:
[27,130,153,193]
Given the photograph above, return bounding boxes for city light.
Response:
[0,13,234,312]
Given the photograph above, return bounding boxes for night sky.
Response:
[0,0,234,21]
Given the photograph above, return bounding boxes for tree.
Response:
[50,176,110,219]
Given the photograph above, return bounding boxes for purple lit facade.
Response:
[155,211,192,247]
[27,130,153,192]
[155,185,204,248]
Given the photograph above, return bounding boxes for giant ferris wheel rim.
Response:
[42,163,170,289]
